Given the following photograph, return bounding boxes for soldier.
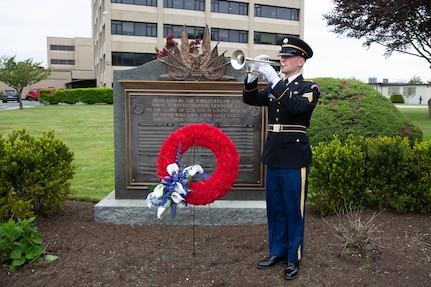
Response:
[242,36,320,280]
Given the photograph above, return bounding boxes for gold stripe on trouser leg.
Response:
[297,167,307,261]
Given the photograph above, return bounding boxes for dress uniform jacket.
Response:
[243,75,320,169]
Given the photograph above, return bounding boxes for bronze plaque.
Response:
[121,81,266,195]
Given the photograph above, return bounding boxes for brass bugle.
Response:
[230,49,281,71]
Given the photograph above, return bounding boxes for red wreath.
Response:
[157,124,240,205]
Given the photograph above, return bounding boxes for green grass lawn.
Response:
[0,104,429,202]
[397,108,431,141]
[0,105,114,202]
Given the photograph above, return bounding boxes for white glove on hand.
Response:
[250,61,261,73]
[257,64,280,84]
[247,61,261,83]
[251,55,268,74]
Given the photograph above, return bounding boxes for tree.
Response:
[324,0,431,69]
[409,76,424,84]
[0,56,52,109]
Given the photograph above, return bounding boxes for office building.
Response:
[92,0,305,87]
[47,37,95,89]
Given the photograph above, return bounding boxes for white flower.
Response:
[173,182,186,195]
[166,163,179,176]
[171,192,185,204]
[146,184,165,207]
[152,184,165,198]
[183,164,204,177]
[157,200,171,219]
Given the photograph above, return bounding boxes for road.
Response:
[0,100,42,110]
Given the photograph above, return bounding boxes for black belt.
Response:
[267,124,306,133]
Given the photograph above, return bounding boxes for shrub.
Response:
[309,135,367,215]
[308,78,422,145]
[0,128,75,221]
[404,140,431,213]
[39,88,113,105]
[309,135,431,215]
[360,136,411,211]
[0,217,57,270]
[390,93,404,103]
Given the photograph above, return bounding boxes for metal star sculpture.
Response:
[160,24,230,81]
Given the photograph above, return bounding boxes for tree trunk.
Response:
[428,98,431,118]
[18,92,23,109]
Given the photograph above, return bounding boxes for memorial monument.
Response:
[95,25,268,225]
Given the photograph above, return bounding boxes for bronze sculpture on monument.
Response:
[158,24,234,81]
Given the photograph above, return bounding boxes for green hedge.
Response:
[0,128,75,222]
[309,135,431,215]
[308,135,367,214]
[390,93,404,103]
[39,88,113,105]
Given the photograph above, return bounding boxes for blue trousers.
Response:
[265,166,309,262]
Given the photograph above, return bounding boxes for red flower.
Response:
[157,124,240,205]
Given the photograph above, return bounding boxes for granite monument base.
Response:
[94,191,267,225]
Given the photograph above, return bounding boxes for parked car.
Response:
[26,88,59,101]
[26,88,42,101]
[2,89,19,103]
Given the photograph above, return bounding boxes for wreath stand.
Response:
[150,205,229,286]
[149,124,239,286]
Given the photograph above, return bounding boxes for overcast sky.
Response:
[0,0,429,83]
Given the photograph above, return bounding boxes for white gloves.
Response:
[247,55,280,85]
[250,55,268,74]
[257,64,280,85]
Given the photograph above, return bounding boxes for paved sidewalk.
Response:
[395,104,428,109]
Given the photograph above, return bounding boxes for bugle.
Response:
[230,49,281,72]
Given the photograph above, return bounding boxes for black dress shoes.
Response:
[256,256,286,269]
[284,262,299,280]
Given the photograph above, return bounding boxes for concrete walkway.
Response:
[395,104,428,109]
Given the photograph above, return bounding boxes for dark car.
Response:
[2,89,19,103]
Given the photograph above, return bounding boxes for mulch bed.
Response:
[1,200,431,286]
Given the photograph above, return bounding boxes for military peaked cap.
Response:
[278,37,313,59]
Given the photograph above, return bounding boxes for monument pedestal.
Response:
[94,55,270,225]
[94,191,267,225]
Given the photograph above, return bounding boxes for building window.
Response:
[163,0,204,11]
[112,52,154,66]
[112,21,157,37]
[404,87,416,98]
[51,59,76,65]
[50,45,75,51]
[388,87,400,96]
[211,0,248,15]
[163,24,204,39]
[254,32,299,45]
[111,0,157,6]
[255,4,299,21]
[211,28,248,43]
